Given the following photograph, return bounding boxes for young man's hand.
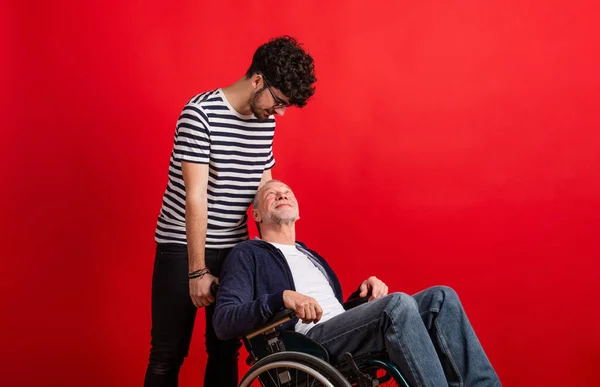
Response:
[283,290,323,324]
[189,273,218,307]
[359,276,389,301]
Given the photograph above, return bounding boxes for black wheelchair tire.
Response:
[239,351,352,387]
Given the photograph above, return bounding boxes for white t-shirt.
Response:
[269,242,345,334]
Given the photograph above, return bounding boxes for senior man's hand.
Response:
[359,276,389,301]
[283,290,323,324]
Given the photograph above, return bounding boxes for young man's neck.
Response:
[260,223,296,245]
[222,77,253,116]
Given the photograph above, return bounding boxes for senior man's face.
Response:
[258,181,299,224]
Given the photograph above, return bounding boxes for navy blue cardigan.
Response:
[213,239,359,340]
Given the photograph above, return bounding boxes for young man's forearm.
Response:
[185,197,208,271]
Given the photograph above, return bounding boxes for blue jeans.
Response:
[306,286,500,387]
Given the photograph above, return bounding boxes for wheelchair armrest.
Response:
[343,290,372,310]
[246,308,296,339]
[343,295,369,310]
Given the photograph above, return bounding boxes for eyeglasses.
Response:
[262,75,291,109]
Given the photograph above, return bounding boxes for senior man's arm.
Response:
[213,247,286,340]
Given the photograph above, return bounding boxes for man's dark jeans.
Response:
[144,243,241,387]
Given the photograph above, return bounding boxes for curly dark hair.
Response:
[246,36,316,107]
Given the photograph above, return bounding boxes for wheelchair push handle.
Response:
[210,281,219,297]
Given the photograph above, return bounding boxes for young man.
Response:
[214,180,501,387]
[144,37,317,387]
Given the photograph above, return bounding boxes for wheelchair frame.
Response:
[239,306,410,386]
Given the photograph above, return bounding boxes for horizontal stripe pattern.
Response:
[155,89,275,248]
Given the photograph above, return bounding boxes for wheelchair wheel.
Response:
[239,351,352,387]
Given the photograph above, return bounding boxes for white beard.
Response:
[268,210,299,225]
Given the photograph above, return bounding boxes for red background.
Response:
[2,1,600,386]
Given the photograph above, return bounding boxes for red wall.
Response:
[3,1,600,385]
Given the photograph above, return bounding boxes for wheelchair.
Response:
[233,292,411,387]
